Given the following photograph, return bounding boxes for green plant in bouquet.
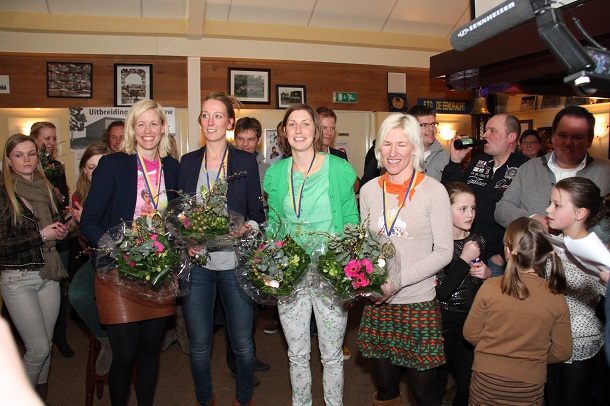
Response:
[175,179,232,266]
[318,224,395,298]
[38,143,66,183]
[115,213,181,287]
[246,234,311,297]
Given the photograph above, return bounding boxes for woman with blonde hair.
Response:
[357,113,454,406]
[80,99,179,406]
[0,133,71,401]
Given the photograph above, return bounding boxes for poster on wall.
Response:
[68,106,176,150]
[265,128,284,163]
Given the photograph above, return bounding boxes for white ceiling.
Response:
[0,0,472,43]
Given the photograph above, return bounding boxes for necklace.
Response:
[203,144,228,190]
[290,153,317,218]
[382,168,416,236]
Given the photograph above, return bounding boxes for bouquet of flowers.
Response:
[236,218,312,304]
[38,143,65,184]
[318,223,396,301]
[96,213,189,305]
[165,175,244,266]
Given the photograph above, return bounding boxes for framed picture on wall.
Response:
[276,85,306,109]
[47,62,92,98]
[228,68,270,104]
[114,64,153,107]
[519,119,533,134]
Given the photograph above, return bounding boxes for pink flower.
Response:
[123,254,130,260]
[129,261,136,267]
[258,244,267,251]
[354,273,370,288]
[344,260,361,277]
[154,241,164,253]
[150,234,157,240]
[253,256,260,264]
[276,241,284,247]
[183,218,191,229]
[362,259,373,274]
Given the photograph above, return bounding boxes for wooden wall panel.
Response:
[201,58,470,112]
[0,53,468,110]
[0,53,188,108]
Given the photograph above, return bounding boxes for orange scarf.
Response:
[377,171,425,203]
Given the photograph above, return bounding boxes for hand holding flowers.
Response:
[238,233,311,304]
[318,223,396,301]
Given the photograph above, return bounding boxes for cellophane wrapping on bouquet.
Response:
[316,223,400,303]
[236,220,313,305]
[164,180,245,267]
[96,213,190,306]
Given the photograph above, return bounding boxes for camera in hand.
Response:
[454,138,487,150]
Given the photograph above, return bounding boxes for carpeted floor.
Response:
[44,301,422,406]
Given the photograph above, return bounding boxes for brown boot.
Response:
[194,394,216,406]
[373,392,401,405]
[232,396,255,406]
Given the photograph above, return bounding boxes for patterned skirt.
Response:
[357,299,445,370]
[469,371,544,405]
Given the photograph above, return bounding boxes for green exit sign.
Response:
[333,92,358,103]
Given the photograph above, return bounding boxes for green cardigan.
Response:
[263,153,359,235]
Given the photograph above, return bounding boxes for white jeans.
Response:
[1,270,60,385]
[279,286,348,406]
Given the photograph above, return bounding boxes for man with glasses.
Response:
[408,105,450,182]
[442,113,529,277]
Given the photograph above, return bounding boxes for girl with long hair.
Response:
[435,182,491,405]
[0,134,72,401]
[464,217,572,405]
[544,177,610,406]
[67,142,112,375]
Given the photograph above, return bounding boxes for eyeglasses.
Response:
[419,122,438,129]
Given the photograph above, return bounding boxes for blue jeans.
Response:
[1,270,60,385]
[183,267,255,405]
[487,258,505,277]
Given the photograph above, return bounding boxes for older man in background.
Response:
[442,113,529,276]
[496,105,610,230]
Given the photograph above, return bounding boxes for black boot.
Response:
[35,382,49,401]
[53,284,74,358]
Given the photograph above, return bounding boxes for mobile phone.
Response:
[62,215,73,224]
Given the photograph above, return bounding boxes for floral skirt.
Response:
[357,299,445,371]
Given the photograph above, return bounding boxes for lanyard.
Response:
[136,152,163,211]
[290,153,317,218]
[382,168,416,236]
[203,145,228,190]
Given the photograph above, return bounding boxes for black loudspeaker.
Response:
[388,93,407,112]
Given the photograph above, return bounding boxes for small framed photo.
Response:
[47,62,92,98]
[519,119,533,134]
[228,68,270,104]
[520,95,536,111]
[114,64,153,107]
[276,84,306,109]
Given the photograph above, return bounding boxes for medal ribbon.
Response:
[382,168,416,236]
[136,152,163,211]
[290,153,317,218]
[203,145,228,190]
